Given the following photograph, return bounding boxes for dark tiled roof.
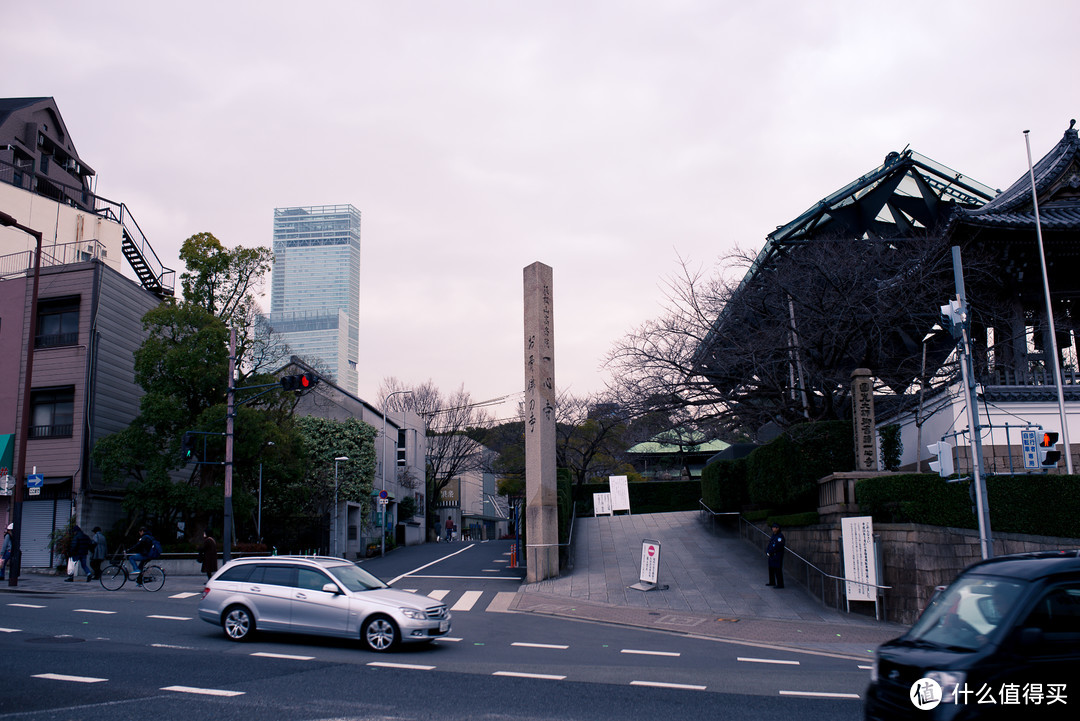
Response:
[950,121,1080,232]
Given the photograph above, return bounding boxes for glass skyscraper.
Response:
[269,204,361,393]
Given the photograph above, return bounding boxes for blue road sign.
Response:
[1021,429,1039,470]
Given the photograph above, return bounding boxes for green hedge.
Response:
[572,479,701,515]
[746,420,855,511]
[856,473,1080,538]
[557,468,572,543]
[701,456,748,512]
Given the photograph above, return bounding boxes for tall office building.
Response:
[269,205,361,393]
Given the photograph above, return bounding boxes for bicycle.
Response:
[99,549,166,592]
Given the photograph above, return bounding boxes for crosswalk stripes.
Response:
[397,588,517,613]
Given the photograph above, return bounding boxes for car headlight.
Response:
[400,607,426,620]
[926,670,966,704]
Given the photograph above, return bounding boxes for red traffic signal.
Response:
[1039,431,1061,467]
[280,373,320,392]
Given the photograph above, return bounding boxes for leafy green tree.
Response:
[288,416,378,520]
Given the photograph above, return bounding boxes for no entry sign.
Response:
[638,538,661,585]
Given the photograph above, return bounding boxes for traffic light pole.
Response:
[949,247,993,560]
[223,328,236,565]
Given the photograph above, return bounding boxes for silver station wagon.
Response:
[197,556,450,652]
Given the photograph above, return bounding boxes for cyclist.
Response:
[127,527,158,581]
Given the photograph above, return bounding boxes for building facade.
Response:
[1,97,169,569]
[269,205,361,394]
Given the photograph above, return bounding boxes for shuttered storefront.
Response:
[21,497,72,568]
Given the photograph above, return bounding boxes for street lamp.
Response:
[381,390,412,557]
[0,211,43,588]
[333,456,348,557]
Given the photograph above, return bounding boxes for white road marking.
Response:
[388,544,476,584]
[151,644,197,650]
[162,685,244,697]
[146,615,191,621]
[631,681,706,691]
[169,592,199,599]
[738,656,800,665]
[485,591,516,613]
[74,609,116,615]
[451,590,483,611]
[482,569,501,572]
[252,652,315,660]
[435,636,464,642]
[408,575,522,580]
[492,559,508,563]
[858,664,872,670]
[493,671,565,680]
[428,590,450,600]
[621,648,681,657]
[7,603,45,608]
[512,642,569,650]
[0,628,22,633]
[367,662,436,670]
[33,673,107,683]
[779,690,861,699]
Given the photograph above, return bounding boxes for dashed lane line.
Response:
[367,662,436,671]
[493,671,566,681]
[511,642,569,650]
[621,649,681,657]
[779,690,861,700]
[146,615,192,621]
[7,603,45,608]
[252,652,316,660]
[631,681,707,691]
[33,673,107,683]
[737,657,800,665]
[74,609,116,615]
[0,627,22,633]
[161,685,245,697]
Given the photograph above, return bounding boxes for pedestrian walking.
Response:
[89,526,107,580]
[199,530,218,579]
[0,524,12,580]
[67,525,93,582]
[766,522,785,589]
[445,516,454,543]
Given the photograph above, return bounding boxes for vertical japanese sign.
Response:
[851,368,878,471]
[609,475,630,513]
[593,492,612,516]
[842,516,878,601]
[524,262,558,582]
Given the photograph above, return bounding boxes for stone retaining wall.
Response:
[754,520,1079,625]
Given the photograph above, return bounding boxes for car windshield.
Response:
[906,575,1026,651]
[325,563,390,592]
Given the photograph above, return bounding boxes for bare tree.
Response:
[607,237,976,437]
[379,378,493,526]
[555,390,633,488]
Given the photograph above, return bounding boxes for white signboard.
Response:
[593,492,612,516]
[609,475,631,513]
[1021,429,1039,470]
[0,475,12,496]
[639,539,661,585]
[841,516,878,602]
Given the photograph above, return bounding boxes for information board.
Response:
[841,516,878,602]
[638,539,661,585]
[609,475,630,513]
[592,492,612,516]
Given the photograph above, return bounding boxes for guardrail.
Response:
[739,515,891,621]
[698,500,892,621]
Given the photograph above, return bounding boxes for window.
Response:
[30,386,74,439]
[296,567,334,592]
[36,296,79,348]
[1021,583,1080,651]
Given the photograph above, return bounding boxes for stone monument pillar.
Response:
[851,368,878,471]
[523,261,559,582]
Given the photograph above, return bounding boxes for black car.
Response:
[865,550,1080,720]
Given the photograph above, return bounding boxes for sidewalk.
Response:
[512,511,907,659]
[0,571,208,595]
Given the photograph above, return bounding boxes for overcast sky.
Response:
[4,1,1078,417]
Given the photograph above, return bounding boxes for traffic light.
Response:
[927,440,954,477]
[181,432,196,462]
[1038,431,1061,468]
[280,372,319,392]
[940,299,965,339]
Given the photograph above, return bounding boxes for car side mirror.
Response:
[1018,627,1043,649]
[322,583,341,595]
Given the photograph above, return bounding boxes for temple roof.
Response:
[950,121,1080,231]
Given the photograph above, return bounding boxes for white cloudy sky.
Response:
[4,1,1078,414]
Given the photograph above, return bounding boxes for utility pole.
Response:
[223,328,236,564]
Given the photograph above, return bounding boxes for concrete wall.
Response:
[770,519,1080,625]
